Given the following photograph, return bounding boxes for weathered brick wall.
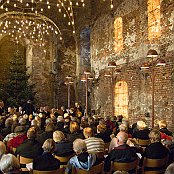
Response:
[89,0,174,130]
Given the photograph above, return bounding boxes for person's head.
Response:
[69,121,79,134]
[73,139,87,155]
[45,118,53,125]
[137,121,147,130]
[14,126,25,134]
[83,127,93,138]
[42,139,55,153]
[57,116,64,122]
[0,141,6,158]
[0,154,20,174]
[18,118,26,126]
[27,128,37,139]
[5,118,12,128]
[53,131,65,142]
[158,120,167,129]
[97,124,106,133]
[116,131,128,145]
[45,123,55,132]
[149,129,161,143]
[165,162,174,174]
[119,124,128,132]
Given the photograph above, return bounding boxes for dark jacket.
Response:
[95,130,111,143]
[132,129,150,140]
[144,142,169,159]
[15,139,43,158]
[54,140,73,157]
[33,152,60,171]
[159,128,173,137]
[104,144,138,172]
[66,132,84,142]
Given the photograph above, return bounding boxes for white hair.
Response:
[0,154,20,173]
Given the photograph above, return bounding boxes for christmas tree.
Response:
[2,50,35,108]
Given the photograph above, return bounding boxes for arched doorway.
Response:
[114,81,128,118]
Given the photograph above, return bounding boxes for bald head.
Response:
[0,141,6,157]
[117,131,128,144]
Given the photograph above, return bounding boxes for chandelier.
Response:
[0,0,85,46]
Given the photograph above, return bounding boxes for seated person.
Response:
[158,120,173,137]
[53,130,73,157]
[83,127,105,153]
[66,139,96,174]
[0,153,21,174]
[165,162,174,174]
[33,139,60,171]
[15,127,43,158]
[143,129,169,159]
[142,129,169,171]
[132,121,150,140]
[104,132,138,173]
[95,124,111,143]
[66,121,84,142]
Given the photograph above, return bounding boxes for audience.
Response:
[143,129,169,159]
[53,130,73,157]
[165,162,174,174]
[104,132,138,173]
[132,121,150,140]
[0,154,21,174]
[33,139,60,171]
[83,127,105,153]
[0,104,173,174]
[15,128,43,158]
[66,138,96,174]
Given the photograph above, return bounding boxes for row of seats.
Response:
[18,154,169,174]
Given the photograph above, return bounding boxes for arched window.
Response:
[114,17,123,53]
[114,81,128,118]
[147,0,161,40]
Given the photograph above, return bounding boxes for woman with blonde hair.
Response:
[33,139,60,171]
[53,131,73,157]
[66,121,84,142]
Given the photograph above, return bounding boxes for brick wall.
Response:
[87,0,174,130]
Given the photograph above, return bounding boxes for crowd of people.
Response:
[0,101,173,174]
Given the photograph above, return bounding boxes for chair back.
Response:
[18,155,33,172]
[72,162,103,174]
[112,159,138,174]
[32,167,65,174]
[89,151,104,160]
[142,156,168,174]
[136,139,150,147]
[55,154,73,168]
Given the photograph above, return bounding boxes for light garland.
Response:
[0,0,85,45]
[0,12,62,46]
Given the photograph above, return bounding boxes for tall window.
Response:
[114,17,123,53]
[114,81,128,118]
[147,0,161,40]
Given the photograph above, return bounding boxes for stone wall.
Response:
[89,0,174,130]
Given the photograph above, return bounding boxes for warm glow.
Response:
[114,17,123,53]
[147,0,161,40]
[114,81,128,118]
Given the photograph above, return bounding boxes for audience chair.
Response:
[17,155,33,172]
[89,151,105,160]
[136,139,150,147]
[32,167,65,174]
[112,159,138,174]
[72,162,103,174]
[142,156,168,174]
[55,154,74,168]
